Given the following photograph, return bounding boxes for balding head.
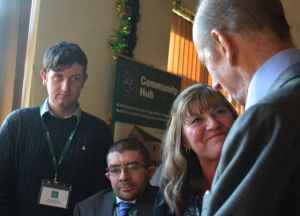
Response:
[193,0,291,54]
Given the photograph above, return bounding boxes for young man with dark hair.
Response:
[0,41,113,216]
[74,138,157,216]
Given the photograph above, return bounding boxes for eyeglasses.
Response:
[106,162,146,177]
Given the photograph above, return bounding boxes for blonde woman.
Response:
[154,84,238,216]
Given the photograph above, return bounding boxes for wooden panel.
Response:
[167,13,208,86]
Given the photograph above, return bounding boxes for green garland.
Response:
[109,0,140,58]
[109,0,192,58]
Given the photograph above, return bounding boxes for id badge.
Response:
[38,179,72,209]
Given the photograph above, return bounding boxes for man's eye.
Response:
[71,75,83,81]
[109,167,121,173]
[127,164,140,170]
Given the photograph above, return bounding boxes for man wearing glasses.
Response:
[73,138,158,216]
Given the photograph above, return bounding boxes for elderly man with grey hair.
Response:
[193,0,300,215]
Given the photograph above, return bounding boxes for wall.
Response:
[282,0,300,47]
[0,0,19,122]
[181,0,198,12]
[134,0,172,71]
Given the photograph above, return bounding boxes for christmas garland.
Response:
[109,0,140,58]
[109,0,194,58]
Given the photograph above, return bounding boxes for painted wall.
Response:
[182,0,198,12]
[134,0,172,71]
[28,0,174,121]
[0,0,19,122]
[282,0,300,47]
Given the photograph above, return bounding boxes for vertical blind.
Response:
[167,12,210,89]
[166,12,244,113]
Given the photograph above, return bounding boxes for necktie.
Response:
[118,201,134,216]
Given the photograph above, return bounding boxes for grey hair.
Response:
[193,0,291,52]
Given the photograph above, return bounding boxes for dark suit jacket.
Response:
[202,62,300,215]
[73,186,158,216]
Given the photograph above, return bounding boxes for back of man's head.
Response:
[194,0,291,51]
[42,41,88,73]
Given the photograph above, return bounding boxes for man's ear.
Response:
[105,172,110,180]
[83,73,88,84]
[40,69,47,86]
[79,73,88,89]
[210,29,235,65]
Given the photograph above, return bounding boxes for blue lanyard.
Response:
[41,115,80,182]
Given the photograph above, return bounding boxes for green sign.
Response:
[112,57,181,129]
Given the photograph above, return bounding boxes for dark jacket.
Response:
[73,185,158,216]
[203,62,300,215]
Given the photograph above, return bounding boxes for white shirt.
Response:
[246,48,300,109]
[115,196,136,205]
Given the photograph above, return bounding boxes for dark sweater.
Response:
[43,112,77,159]
[0,107,113,216]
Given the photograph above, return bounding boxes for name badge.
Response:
[38,179,72,209]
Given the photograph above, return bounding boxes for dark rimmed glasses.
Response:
[106,162,147,177]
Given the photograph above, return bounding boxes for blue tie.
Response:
[118,201,134,216]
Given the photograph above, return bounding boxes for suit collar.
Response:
[246,48,300,109]
[269,62,300,92]
[96,191,114,216]
[94,185,158,216]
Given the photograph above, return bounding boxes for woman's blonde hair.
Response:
[161,83,237,215]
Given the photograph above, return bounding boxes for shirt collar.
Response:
[40,98,81,121]
[115,196,136,205]
[246,48,300,109]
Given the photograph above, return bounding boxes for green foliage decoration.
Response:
[109,0,140,58]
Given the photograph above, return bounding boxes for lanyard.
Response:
[41,115,80,182]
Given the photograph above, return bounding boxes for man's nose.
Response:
[118,168,130,180]
[60,79,71,91]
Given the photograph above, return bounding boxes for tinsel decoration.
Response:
[109,0,140,59]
